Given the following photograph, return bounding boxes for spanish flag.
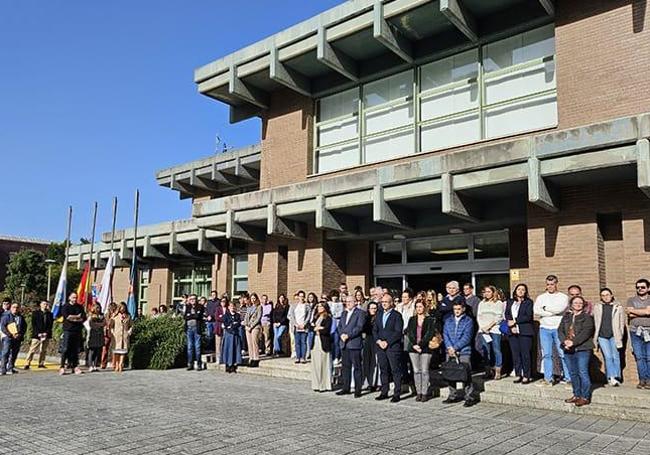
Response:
[77,262,92,309]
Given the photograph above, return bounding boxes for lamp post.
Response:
[45,259,57,301]
[20,283,26,305]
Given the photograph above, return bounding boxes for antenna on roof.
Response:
[215,133,229,154]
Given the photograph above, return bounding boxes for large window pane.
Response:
[375,241,402,265]
[365,103,413,135]
[317,142,359,173]
[420,113,480,152]
[364,70,413,108]
[484,94,557,139]
[319,88,359,121]
[483,24,554,72]
[234,278,248,293]
[406,237,469,262]
[484,59,556,105]
[318,116,359,147]
[420,49,478,91]
[233,255,248,276]
[420,83,479,120]
[473,232,509,259]
[364,128,414,163]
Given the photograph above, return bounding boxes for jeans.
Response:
[631,331,650,381]
[565,350,592,400]
[1,337,19,373]
[186,327,202,365]
[479,333,503,368]
[206,322,216,349]
[307,330,315,358]
[409,352,432,396]
[273,325,287,354]
[539,327,571,382]
[598,336,621,381]
[295,330,308,361]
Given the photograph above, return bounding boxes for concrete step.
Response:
[481,391,650,423]
[206,357,312,381]
[483,379,650,409]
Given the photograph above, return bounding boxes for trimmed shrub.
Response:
[129,316,186,370]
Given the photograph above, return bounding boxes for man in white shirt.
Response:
[534,274,571,385]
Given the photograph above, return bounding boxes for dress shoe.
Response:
[574,398,590,407]
[421,395,430,402]
[564,396,578,404]
[513,377,523,384]
[354,391,362,398]
[23,365,30,371]
[38,365,47,369]
[390,395,401,403]
[375,394,389,401]
[415,394,422,402]
[463,399,476,408]
[336,390,351,396]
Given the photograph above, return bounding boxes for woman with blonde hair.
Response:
[101,302,118,369]
[110,302,132,373]
[477,285,505,380]
[425,290,438,314]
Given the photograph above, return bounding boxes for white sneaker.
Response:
[610,378,621,387]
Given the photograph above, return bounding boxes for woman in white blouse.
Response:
[477,285,505,380]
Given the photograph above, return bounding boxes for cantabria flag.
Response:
[97,252,115,313]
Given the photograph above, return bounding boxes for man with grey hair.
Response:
[439,281,466,321]
[337,295,367,397]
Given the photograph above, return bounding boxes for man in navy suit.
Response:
[373,293,404,403]
[337,295,367,397]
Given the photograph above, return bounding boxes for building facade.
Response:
[0,235,51,292]
[70,0,650,319]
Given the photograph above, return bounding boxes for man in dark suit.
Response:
[24,300,54,370]
[373,293,404,403]
[336,295,366,397]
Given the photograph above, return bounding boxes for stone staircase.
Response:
[481,379,650,422]
[203,355,311,381]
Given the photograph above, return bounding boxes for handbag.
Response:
[428,334,442,350]
[441,356,471,383]
[499,320,511,336]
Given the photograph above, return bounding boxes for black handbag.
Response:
[441,357,471,383]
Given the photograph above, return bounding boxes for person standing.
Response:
[260,294,273,356]
[101,302,118,369]
[86,303,105,372]
[222,301,242,373]
[244,293,263,367]
[59,292,86,376]
[110,302,132,373]
[362,301,380,392]
[336,295,366,398]
[439,281,466,321]
[374,293,403,403]
[406,300,439,402]
[0,302,27,375]
[272,294,289,356]
[205,291,220,351]
[625,278,650,389]
[593,288,626,387]
[559,296,595,407]
[397,288,416,393]
[477,285,505,380]
[311,302,333,392]
[293,290,310,364]
[462,283,481,319]
[505,284,534,384]
[442,302,476,407]
[184,294,205,371]
[238,293,250,355]
[534,275,571,385]
[306,292,319,359]
[214,296,227,363]
[23,301,53,370]
[328,290,343,367]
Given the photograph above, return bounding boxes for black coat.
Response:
[272,305,289,326]
[504,298,535,337]
[373,309,403,352]
[31,309,54,339]
[312,316,333,353]
[558,312,595,352]
[405,315,439,353]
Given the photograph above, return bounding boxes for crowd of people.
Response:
[2,274,650,410]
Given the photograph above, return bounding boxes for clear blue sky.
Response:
[0,0,341,243]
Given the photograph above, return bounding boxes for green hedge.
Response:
[129,315,187,370]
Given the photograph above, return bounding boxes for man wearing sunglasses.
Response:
[626,279,650,389]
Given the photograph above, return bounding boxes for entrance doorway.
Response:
[406,274,471,294]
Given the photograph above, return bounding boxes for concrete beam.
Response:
[189,169,219,192]
[315,195,358,233]
[234,156,260,182]
[373,0,413,63]
[229,104,263,123]
[372,185,414,229]
[119,238,132,260]
[211,164,240,186]
[267,203,307,239]
[197,228,222,254]
[441,173,478,222]
[143,235,166,259]
[269,44,311,97]
[170,174,193,199]
[228,64,269,109]
[169,230,193,257]
[225,209,266,243]
[538,0,554,16]
[528,157,559,212]
[440,0,478,43]
[637,138,650,198]
[316,26,358,82]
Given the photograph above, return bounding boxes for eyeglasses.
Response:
[637,286,647,290]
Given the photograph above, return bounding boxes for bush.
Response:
[129,316,187,370]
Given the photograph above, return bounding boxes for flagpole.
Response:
[130,189,140,318]
[132,190,139,261]
[64,205,72,272]
[52,206,73,318]
[109,197,118,252]
[88,201,98,287]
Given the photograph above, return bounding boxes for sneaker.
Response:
[74,367,83,375]
[58,368,66,376]
[6,370,13,375]
[10,369,18,374]
[610,378,621,387]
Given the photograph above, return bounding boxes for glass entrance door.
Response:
[406,273,472,294]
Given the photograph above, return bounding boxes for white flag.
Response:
[97,252,115,313]
[52,256,68,319]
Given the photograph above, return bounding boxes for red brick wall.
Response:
[248,238,281,299]
[345,241,372,294]
[556,0,650,128]
[213,252,231,296]
[260,88,314,188]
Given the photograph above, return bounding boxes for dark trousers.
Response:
[401,350,413,385]
[341,348,362,393]
[509,335,533,379]
[377,349,402,397]
[186,327,202,364]
[88,347,102,368]
[60,331,81,369]
[1,337,20,372]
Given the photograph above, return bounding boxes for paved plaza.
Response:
[2,369,650,455]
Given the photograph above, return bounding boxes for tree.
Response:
[5,249,47,302]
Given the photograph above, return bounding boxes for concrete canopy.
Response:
[194,0,554,123]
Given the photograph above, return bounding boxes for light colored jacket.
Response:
[244,304,262,329]
[477,299,505,334]
[592,301,626,349]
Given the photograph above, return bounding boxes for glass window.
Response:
[375,241,402,265]
[406,237,469,262]
[364,128,414,164]
[363,70,414,134]
[232,255,249,297]
[173,265,212,303]
[420,113,480,151]
[317,142,359,173]
[473,232,509,259]
[317,88,359,148]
